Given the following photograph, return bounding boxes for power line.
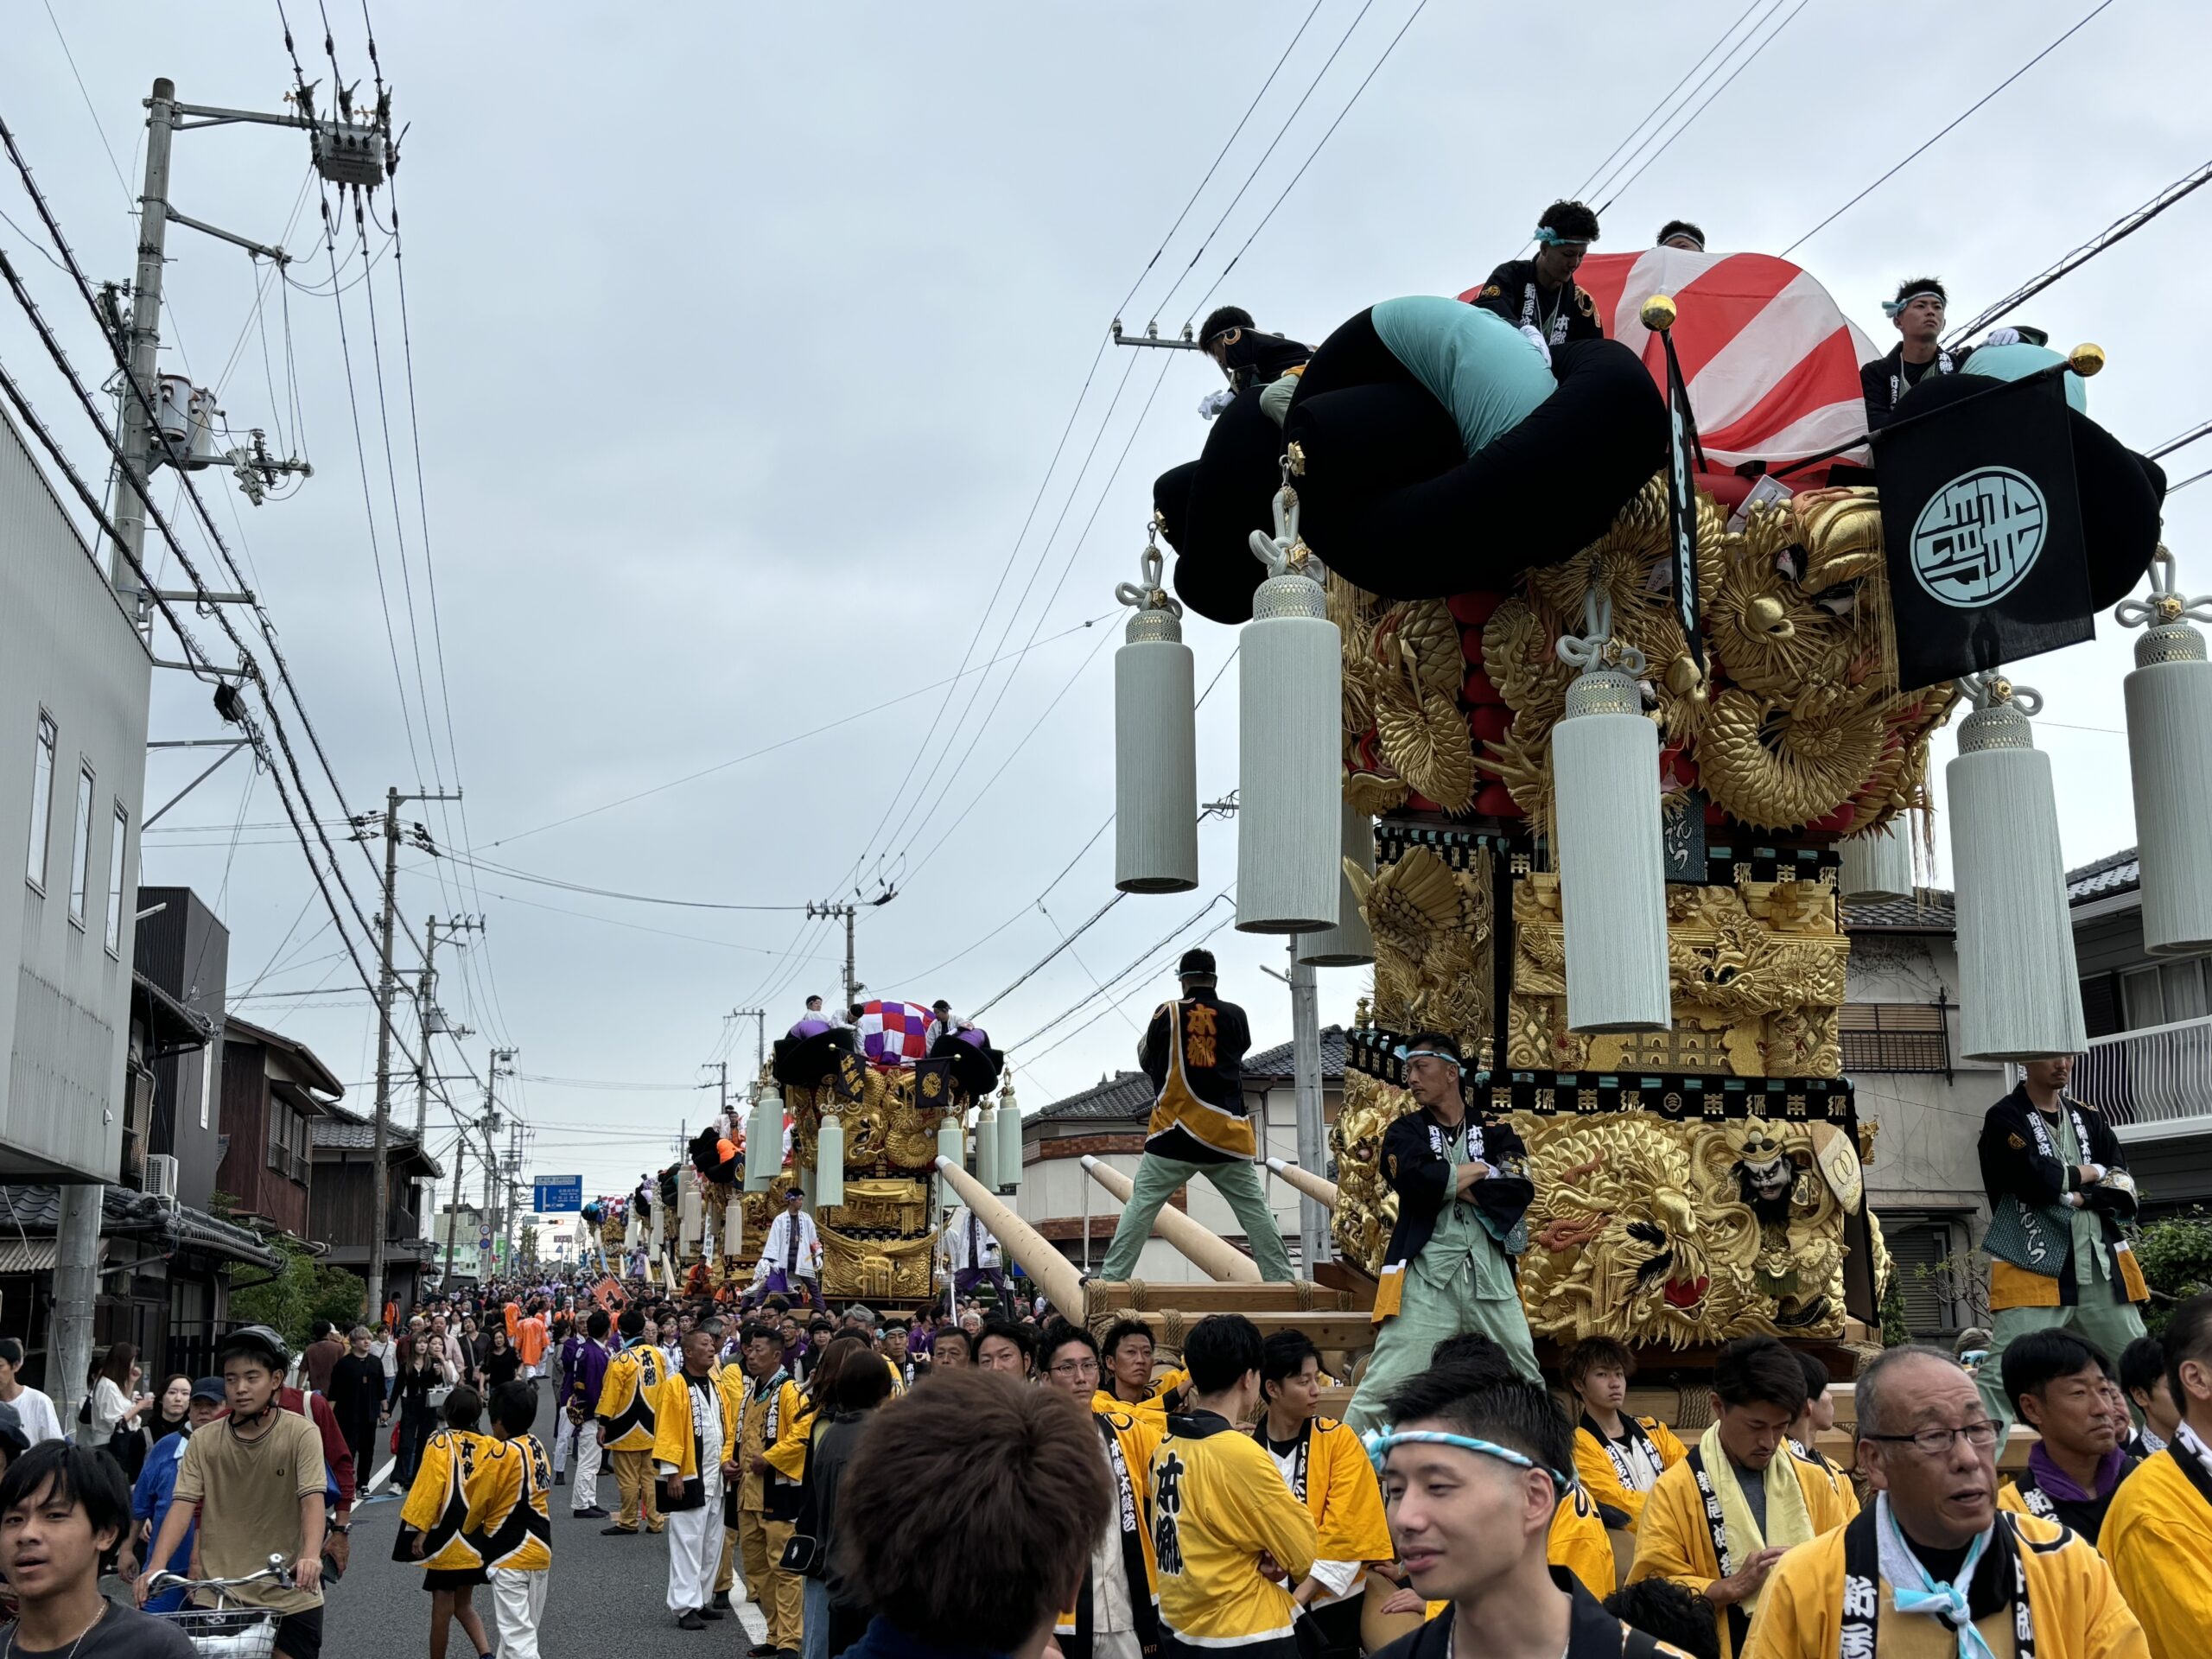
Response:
[1781,0,2117,258]
[1592,0,1811,213]
[1179,0,1431,330]
[1944,156,2212,344]
[2149,418,2212,461]
[1111,0,1328,323]
[1020,911,1239,1072]
[1006,891,1234,1051]
[434,848,820,912]
[1563,0,1772,202]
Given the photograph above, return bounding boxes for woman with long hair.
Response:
[86,1342,149,1476]
[394,1335,448,1486]
[480,1326,520,1393]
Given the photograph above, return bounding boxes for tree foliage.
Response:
[2134,1208,2212,1336]
[228,1239,368,1347]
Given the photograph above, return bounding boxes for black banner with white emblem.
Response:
[1874,372,2090,690]
[1660,328,1705,675]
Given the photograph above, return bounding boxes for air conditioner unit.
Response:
[144,1154,180,1208]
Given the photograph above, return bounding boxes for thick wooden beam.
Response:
[1264,1157,1338,1210]
[934,1155,1084,1314]
[1079,1155,1262,1283]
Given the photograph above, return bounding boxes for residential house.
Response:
[213,1015,341,1240]
[310,1101,442,1319]
[1016,1028,1346,1281]
[430,1202,488,1286]
[2068,848,2212,1215]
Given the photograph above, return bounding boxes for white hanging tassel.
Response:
[1116,529,1199,893]
[746,1085,783,1192]
[1948,673,2087,1059]
[975,1102,1001,1191]
[721,1198,743,1265]
[648,1199,664,1256]
[623,1207,639,1251]
[1298,802,1377,967]
[1837,822,1916,903]
[2118,548,2212,955]
[816,1113,846,1209]
[1552,594,1671,1033]
[1237,478,1343,933]
[679,1180,702,1254]
[996,1077,1023,1193]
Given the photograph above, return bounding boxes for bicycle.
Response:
[143,1556,292,1659]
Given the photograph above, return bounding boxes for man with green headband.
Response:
[1469,200,1604,348]
[1344,1033,1539,1435]
[1370,1367,1690,1659]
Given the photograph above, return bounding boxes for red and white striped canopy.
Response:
[1467,249,1880,478]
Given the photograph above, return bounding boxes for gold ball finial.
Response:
[1640,293,1678,332]
[2069,341,2106,377]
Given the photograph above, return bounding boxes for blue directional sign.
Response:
[531,1174,583,1213]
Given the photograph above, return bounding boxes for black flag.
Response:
[1659,328,1705,674]
[1874,372,2090,690]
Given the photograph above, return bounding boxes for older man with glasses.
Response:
[1039,1321,1160,1659]
[1742,1344,2145,1659]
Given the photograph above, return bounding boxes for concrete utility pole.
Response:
[414,915,481,1140]
[1287,939,1329,1273]
[807,901,861,1011]
[731,1007,766,1087]
[368,787,460,1325]
[448,1047,515,1281]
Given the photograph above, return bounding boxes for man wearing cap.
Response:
[1469,200,1605,348]
[1858,276,2029,432]
[131,1377,226,1612]
[1100,949,1295,1283]
[750,1189,823,1312]
[1345,1032,1539,1434]
[1195,306,1313,424]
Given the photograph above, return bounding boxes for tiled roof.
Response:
[2066,847,2139,905]
[1030,1070,1154,1124]
[1243,1026,1348,1082]
[0,1185,277,1268]
[1842,893,1955,932]
[311,1104,444,1175]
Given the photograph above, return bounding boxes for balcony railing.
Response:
[2075,1014,2212,1134]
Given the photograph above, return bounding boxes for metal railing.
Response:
[2075,1013,2212,1131]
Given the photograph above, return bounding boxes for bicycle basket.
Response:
[164,1606,280,1659]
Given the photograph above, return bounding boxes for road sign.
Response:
[531,1174,583,1212]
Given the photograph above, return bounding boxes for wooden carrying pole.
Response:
[1079,1155,1262,1283]
[1265,1156,1338,1209]
[934,1155,1084,1313]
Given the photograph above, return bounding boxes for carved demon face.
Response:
[1731,1126,1792,1201]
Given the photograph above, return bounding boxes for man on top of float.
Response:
[1468,199,1605,349]
[1097,949,1296,1284]
[1344,1033,1540,1434]
[1195,305,1311,424]
[1858,275,2028,431]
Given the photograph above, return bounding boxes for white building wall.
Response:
[1844,931,1999,1218]
[0,408,150,1180]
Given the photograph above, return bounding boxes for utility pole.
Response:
[731,1007,766,1090]
[1287,940,1329,1273]
[807,901,861,1011]
[708,1061,728,1127]
[368,786,460,1327]
[448,1047,514,1282]
[415,915,481,1140]
[55,72,377,1405]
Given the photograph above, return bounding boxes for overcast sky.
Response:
[4,2,2208,1208]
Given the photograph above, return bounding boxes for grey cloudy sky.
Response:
[4,1,2208,1205]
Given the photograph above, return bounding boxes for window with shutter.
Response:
[1840,1004,1950,1073]
[1885,1221,1957,1336]
[2080,974,2121,1039]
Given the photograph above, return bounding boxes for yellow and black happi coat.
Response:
[1467,260,1603,346]
[1251,1416,1392,1606]
[1139,991,1254,1164]
[1386,1570,1687,1659]
[2098,1437,2212,1658]
[397,1427,486,1572]
[595,1339,667,1452]
[1147,1410,1317,1659]
[1574,1414,1688,1531]
[650,1367,741,1513]
[464,1433,553,1572]
[738,1366,807,1522]
[1057,1406,1162,1659]
[1741,1504,2145,1659]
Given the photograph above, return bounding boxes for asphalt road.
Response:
[325,1382,772,1659]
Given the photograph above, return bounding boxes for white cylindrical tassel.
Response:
[648,1202,664,1255]
[1237,490,1342,934]
[1551,601,1671,1033]
[1948,677,2087,1059]
[679,1182,702,1253]
[623,1211,639,1251]
[1298,802,1376,967]
[975,1104,1000,1192]
[721,1199,742,1264]
[1116,544,1199,893]
[2120,551,2212,955]
[817,1115,846,1209]
[936,1116,964,1175]
[1837,822,1916,903]
[746,1087,782,1192]
[996,1083,1022,1193]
